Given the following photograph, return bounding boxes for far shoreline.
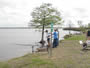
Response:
[0,27,62,29]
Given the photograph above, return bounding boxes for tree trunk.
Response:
[41,24,45,47]
[40,15,45,47]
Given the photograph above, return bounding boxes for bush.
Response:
[64,34,72,39]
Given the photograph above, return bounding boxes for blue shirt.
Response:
[53,32,58,39]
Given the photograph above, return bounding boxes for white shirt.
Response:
[46,32,50,39]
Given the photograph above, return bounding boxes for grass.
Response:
[51,40,90,68]
[0,62,10,68]
[0,54,57,68]
[1,35,90,68]
[65,34,86,41]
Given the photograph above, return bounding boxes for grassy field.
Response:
[0,35,90,68]
[65,34,86,41]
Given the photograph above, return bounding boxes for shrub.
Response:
[64,34,72,39]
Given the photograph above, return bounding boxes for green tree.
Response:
[30,3,62,46]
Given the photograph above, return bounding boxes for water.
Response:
[0,29,78,61]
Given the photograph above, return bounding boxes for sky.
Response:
[0,0,90,27]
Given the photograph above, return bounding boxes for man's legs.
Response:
[53,39,57,48]
[53,39,55,48]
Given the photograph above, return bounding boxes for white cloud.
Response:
[0,0,90,27]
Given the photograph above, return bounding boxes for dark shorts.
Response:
[47,38,50,42]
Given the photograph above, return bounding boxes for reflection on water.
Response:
[0,29,78,60]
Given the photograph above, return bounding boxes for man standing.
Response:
[53,29,58,48]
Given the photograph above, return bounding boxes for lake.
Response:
[0,29,77,61]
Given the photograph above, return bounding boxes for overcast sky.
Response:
[0,0,90,27]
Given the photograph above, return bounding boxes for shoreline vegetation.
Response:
[63,27,90,31]
[1,34,90,68]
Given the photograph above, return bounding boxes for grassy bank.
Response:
[0,54,57,68]
[1,35,90,68]
[65,34,86,41]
